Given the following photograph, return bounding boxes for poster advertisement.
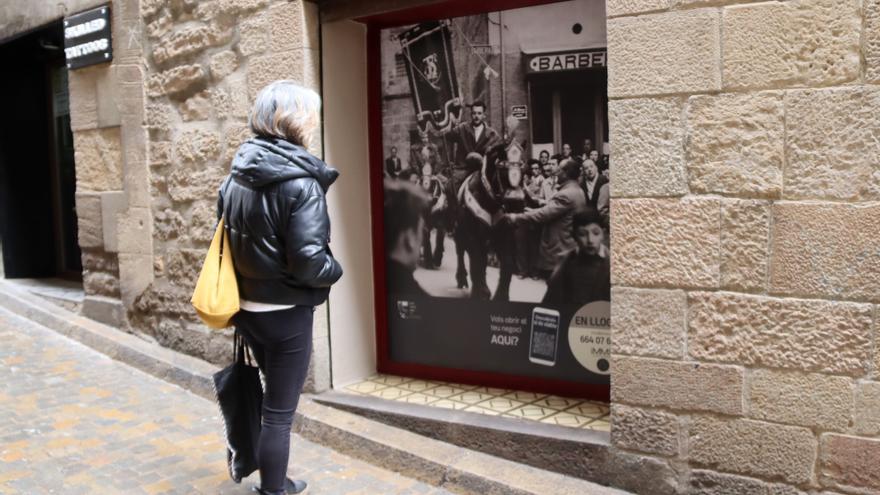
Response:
[379,1,610,387]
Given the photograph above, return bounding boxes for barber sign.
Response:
[64,4,112,69]
[526,49,606,74]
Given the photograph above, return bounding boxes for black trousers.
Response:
[233,306,314,494]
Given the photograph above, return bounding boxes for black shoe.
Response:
[253,477,308,494]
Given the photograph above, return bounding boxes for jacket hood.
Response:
[231,136,339,191]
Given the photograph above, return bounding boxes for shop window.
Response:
[368,0,610,401]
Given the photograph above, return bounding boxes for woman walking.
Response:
[217,81,343,494]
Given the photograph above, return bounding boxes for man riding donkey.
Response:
[431,99,518,293]
[431,99,527,299]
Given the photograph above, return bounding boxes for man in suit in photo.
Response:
[581,158,608,210]
[437,100,502,193]
[385,146,403,179]
[503,158,588,279]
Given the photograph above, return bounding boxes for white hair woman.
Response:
[217,81,342,495]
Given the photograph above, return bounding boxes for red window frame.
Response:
[362,0,610,402]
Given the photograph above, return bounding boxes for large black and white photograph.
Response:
[380,0,611,386]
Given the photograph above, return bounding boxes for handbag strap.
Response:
[233,329,256,367]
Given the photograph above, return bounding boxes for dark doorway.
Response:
[528,69,608,158]
[0,21,82,280]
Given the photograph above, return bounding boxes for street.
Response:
[414,236,547,301]
[0,306,452,494]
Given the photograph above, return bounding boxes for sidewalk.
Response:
[0,305,452,495]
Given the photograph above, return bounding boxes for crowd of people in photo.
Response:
[383,101,611,305]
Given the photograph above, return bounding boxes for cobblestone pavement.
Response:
[0,306,453,495]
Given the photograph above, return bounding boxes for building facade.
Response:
[0,0,879,493]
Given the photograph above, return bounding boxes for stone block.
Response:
[95,66,121,128]
[687,470,806,495]
[209,87,234,122]
[116,64,143,85]
[114,0,139,22]
[722,0,860,90]
[268,1,313,51]
[111,16,142,65]
[73,127,123,191]
[854,381,880,436]
[194,0,220,21]
[607,98,687,197]
[207,20,235,47]
[228,74,253,119]
[174,129,221,166]
[150,175,167,198]
[118,253,154,308]
[83,271,120,298]
[238,14,269,56]
[209,50,239,81]
[168,166,227,203]
[151,25,214,66]
[868,0,880,83]
[118,82,145,126]
[688,292,873,375]
[145,103,172,132]
[247,49,314,101]
[820,434,880,491]
[611,288,685,359]
[685,92,784,197]
[612,356,743,415]
[100,191,127,253]
[219,0,270,15]
[770,202,880,302]
[154,208,185,241]
[116,207,153,256]
[145,9,172,40]
[720,199,769,293]
[82,295,125,328]
[610,198,720,288]
[690,416,816,484]
[166,249,203,291]
[75,193,103,249]
[304,324,331,393]
[187,201,218,245]
[121,127,150,209]
[149,141,173,169]
[141,0,164,19]
[748,370,853,431]
[784,87,880,201]
[607,9,720,97]
[179,91,212,122]
[81,251,118,273]
[610,405,679,456]
[221,123,252,165]
[607,0,670,17]
[603,448,679,495]
[302,1,320,49]
[146,64,207,98]
[68,67,98,131]
[876,342,880,383]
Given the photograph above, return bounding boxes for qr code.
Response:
[533,332,556,357]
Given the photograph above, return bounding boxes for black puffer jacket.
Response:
[217,136,343,306]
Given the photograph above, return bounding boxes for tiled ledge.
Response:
[345,374,610,431]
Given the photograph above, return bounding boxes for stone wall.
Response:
[606,0,880,493]
[132,0,330,389]
[65,0,151,329]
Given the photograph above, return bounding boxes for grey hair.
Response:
[249,80,321,148]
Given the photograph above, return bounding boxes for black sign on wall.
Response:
[64,4,112,70]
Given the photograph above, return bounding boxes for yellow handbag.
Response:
[191,217,240,329]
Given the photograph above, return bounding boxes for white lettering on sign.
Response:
[64,18,106,39]
[528,51,607,73]
[64,38,110,59]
